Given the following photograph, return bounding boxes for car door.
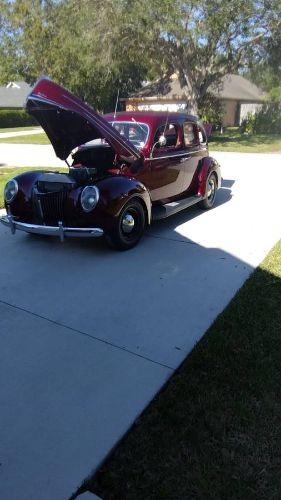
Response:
[141,122,187,202]
[179,121,206,194]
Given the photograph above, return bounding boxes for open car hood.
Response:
[26,78,142,161]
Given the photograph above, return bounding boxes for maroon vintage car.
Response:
[1,78,221,250]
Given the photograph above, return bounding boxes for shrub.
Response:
[269,87,281,103]
[240,114,256,134]
[0,109,37,128]
[240,99,281,135]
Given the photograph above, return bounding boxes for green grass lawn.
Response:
[0,132,49,144]
[209,127,281,153]
[0,126,41,133]
[1,127,280,151]
[87,240,281,500]
[0,167,67,209]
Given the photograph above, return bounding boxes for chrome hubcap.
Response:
[207,179,215,199]
[122,213,135,234]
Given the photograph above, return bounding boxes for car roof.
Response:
[103,111,199,128]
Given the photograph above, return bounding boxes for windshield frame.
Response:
[109,120,150,149]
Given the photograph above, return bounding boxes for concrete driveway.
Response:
[0,151,280,499]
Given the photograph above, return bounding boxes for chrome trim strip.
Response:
[148,149,207,161]
[0,215,103,240]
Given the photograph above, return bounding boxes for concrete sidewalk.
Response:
[0,143,65,168]
[0,128,43,139]
[0,152,280,499]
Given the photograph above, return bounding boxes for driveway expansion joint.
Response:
[0,298,174,371]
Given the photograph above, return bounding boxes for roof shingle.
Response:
[0,81,32,108]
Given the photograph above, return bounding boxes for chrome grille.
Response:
[36,191,67,221]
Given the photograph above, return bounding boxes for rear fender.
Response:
[197,157,221,197]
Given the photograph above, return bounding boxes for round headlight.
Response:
[4,179,18,203]
[81,185,99,212]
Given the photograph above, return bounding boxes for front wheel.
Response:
[199,172,217,209]
[106,199,146,250]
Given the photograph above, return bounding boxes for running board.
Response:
[152,195,203,220]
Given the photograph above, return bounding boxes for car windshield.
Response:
[110,121,149,149]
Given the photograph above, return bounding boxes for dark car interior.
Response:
[70,143,117,181]
[72,143,115,168]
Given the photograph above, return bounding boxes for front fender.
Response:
[95,175,152,224]
[72,175,152,232]
[6,171,152,232]
[197,156,221,197]
[5,170,49,219]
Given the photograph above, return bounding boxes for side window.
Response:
[198,126,207,144]
[154,123,179,148]
[183,122,198,146]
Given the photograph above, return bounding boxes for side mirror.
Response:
[158,135,167,147]
[150,134,167,158]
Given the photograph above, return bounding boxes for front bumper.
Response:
[0,215,103,242]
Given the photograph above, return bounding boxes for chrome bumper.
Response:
[0,215,103,242]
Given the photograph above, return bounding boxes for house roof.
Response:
[125,73,266,103]
[211,74,265,101]
[0,81,33,108]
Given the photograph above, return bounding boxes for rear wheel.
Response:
[199,172,217,209]
[106,199,146,250]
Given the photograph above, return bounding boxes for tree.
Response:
[0,0,279,113]
[0,0,149,111]
[244,1,281,91]
[116,0,279,114]
[0,0,61,84]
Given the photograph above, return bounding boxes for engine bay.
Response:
[35,143,133,193]
[70,142,131,182]
[72,143,115,169]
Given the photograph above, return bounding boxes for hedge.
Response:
[0,109,37,128]
[240,102,281,135]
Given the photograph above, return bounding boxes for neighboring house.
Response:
[123,74,266,126]
[0,81,32,110]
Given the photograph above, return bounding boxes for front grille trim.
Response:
[34,189,68,223]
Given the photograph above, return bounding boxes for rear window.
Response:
[183,123,198,146]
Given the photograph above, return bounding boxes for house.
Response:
[0,81,32,110]
[122,73,266,126]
